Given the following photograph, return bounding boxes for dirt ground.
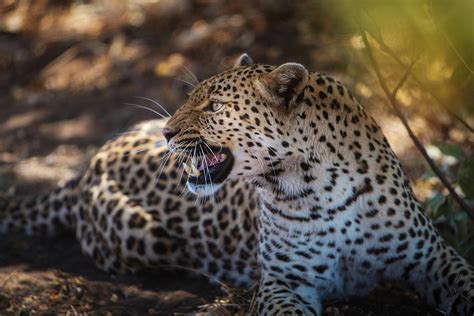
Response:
[0,1,472,315]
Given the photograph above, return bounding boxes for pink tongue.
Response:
[199,153,221,171]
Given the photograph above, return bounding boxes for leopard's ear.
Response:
[256,63,308,110]
[234,53,253,68]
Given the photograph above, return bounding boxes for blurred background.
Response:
[0,0,472,314]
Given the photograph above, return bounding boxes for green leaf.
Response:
[426,193,446,219]
[452,211,468,222]
[437,143,465,159]
[421,170,436,180]
[458,159,474,199]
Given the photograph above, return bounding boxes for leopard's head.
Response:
[164,54,310,195]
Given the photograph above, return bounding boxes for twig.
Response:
[358,28,474,221]
[69,304,79,316]
[40,44,80,78]
[366,29,474,133]
[247,284,258,316]
[0,268,20,289]
[429,3,474,75]
[391,57,418,98]
[156,263,233,291]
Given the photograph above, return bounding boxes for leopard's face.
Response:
[163,54,309,195]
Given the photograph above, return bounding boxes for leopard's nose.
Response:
[162,127,180,142]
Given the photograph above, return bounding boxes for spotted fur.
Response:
[164,57,474,315]
[0,120,259,286]
[1,56,473,315]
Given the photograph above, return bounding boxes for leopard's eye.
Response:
[206,100,225,113]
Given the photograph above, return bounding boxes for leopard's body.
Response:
[0,119,259,286]
[1,55,473,315]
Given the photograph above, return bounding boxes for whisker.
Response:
[175,158,187,194]
[174,77,196,88]
[114,128,165,140]
[175,145,190,197]
[192,145,202,205]
[179,64,200,85]
[201,140,218,162]
[192,143,198,166]
[156,153,173,181]
[121,147,150,157]
[176,141,193,162]
[199,146,209,189]
[254,154,266,176]
[199,131,224,155]
[125,103,168,119]
[167,127,193,151]
[179,175,190,198]
[266,155,277,177]
[177,159,191,196]
[114,130,141,137]
[175,142,193,188]
[202,146,220,203]
[133,96,172,118]
[111,130,141,139]
[153,150,174,182]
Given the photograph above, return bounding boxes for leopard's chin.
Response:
[187,182,224,196]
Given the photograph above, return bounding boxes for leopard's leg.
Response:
[376,201,474,316]
[408,242,474,316]
[254,278,322,315]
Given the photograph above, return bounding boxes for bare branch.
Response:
[391,57,418,98]
[358,27,474,220]
[366,29,474,133]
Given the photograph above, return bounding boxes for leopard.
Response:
[162,54,474,315]
[0,118,259,286]
[1,54,473,315]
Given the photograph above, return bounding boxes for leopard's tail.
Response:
[0,177,80,236]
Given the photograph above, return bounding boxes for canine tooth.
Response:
[221,153,227,161]
[183,163,191,175]
[191,163,201,177]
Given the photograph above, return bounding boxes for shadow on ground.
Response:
[0,233,222,315]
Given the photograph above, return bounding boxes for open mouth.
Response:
[182,146,234,185]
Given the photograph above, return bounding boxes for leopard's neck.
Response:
[254,154,374,228]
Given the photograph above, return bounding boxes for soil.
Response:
[0,233,440,315]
